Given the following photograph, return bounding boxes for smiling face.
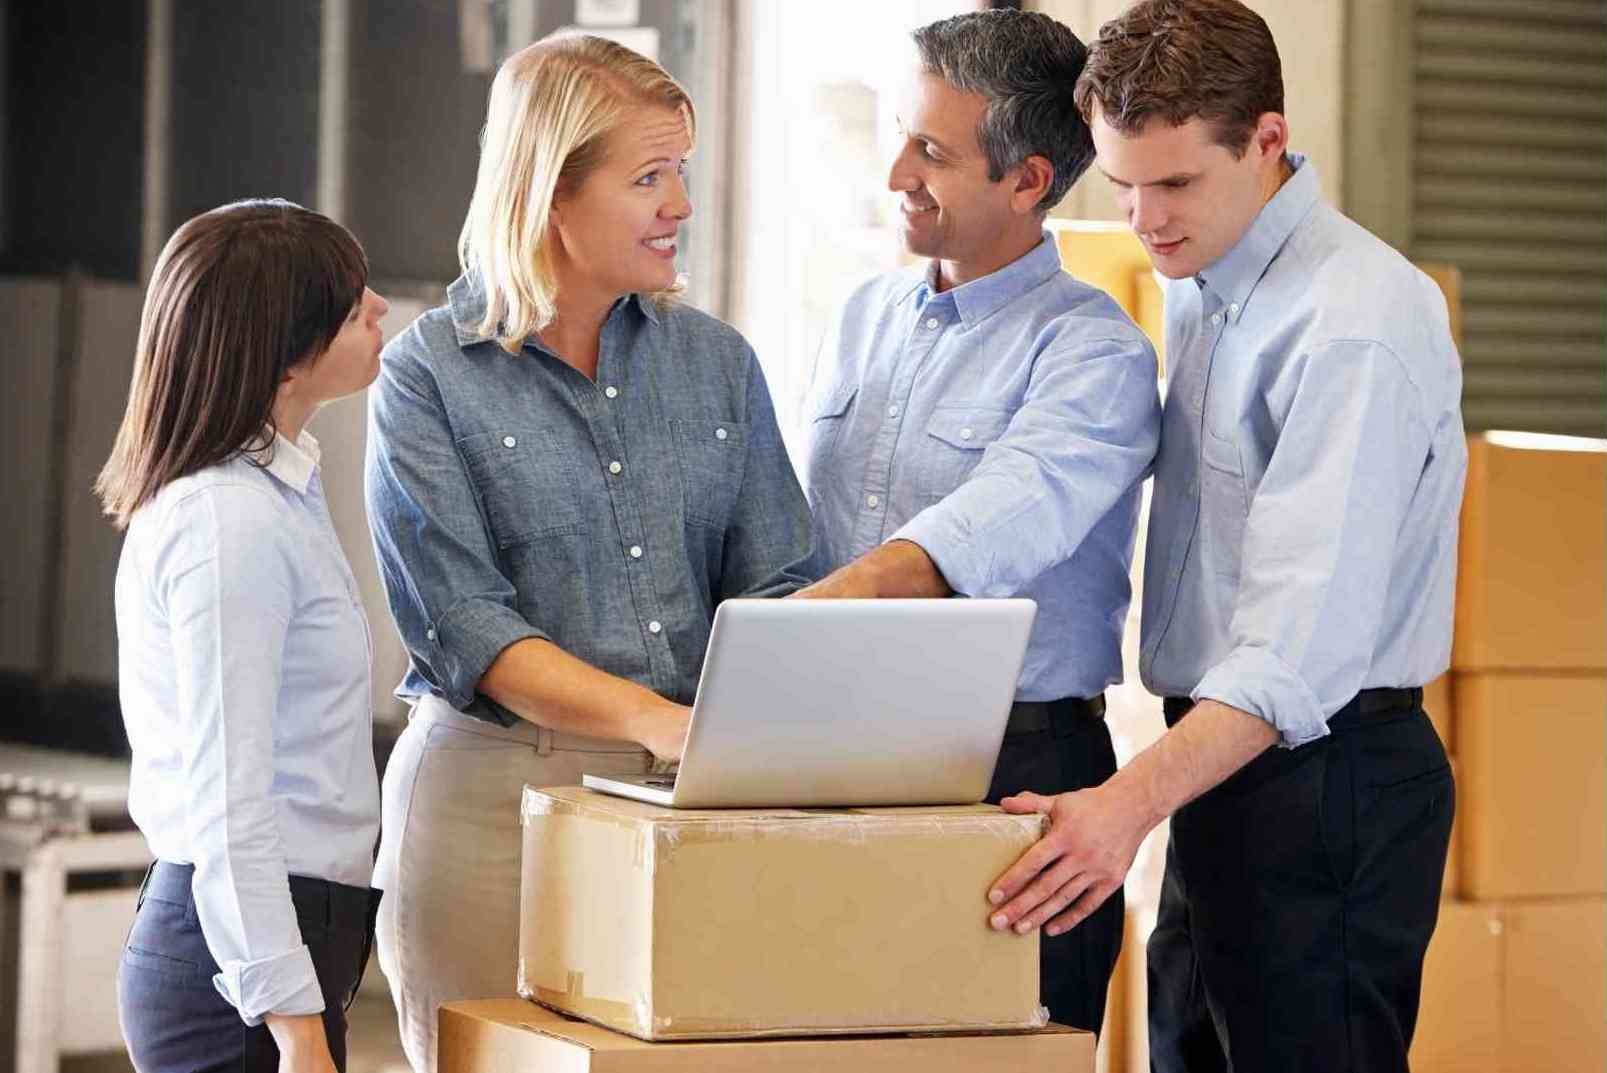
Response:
[1090,108,1288,280]
[549,103,693,305]
[887,71,1045,287]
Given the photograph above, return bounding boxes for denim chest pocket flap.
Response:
[669,418,749,529]
[456,428,584,548]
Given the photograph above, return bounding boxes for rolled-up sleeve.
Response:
[365,329,544,719]
[892,332,1159,597]
[1193,341,1430,747]
[163,488,321,1025]
[721,351,819,600]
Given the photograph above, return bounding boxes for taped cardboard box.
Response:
[1453,433,1606,672]
[1410,899,1605,1073]
[439,999,1095,1072]
[518,786,1046,1041]
[1411,901,1501,1072]
[1454,673,1605,899]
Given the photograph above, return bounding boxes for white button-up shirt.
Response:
[115,431,379,1024]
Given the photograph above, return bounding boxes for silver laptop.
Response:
[582,597,1036,808]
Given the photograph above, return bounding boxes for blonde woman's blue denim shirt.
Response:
[365,277,817,726]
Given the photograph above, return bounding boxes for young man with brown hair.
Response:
[985,2,1466,1069]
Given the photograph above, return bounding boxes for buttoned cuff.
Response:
[433,597,547,713]
[211,944,324,1026]
[1193,645,1329,749]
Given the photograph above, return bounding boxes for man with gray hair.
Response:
[793,8,1160,1032]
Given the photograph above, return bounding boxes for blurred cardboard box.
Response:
[1502,899,1606,1073]
[1455,673,1605,899]
[1415,898,1606,1073]
[1412,901,1502,1072]
[439,999,1095,1072]
[1424,673,1453,752]
[518,786,1046,1041]
[1453,433,1606,672]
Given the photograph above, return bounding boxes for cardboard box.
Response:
[440,999,1094,1072]
[1502,900,1606,1073]
[518,787,1047,1041]
[1424,673,1453,752]
[1455,673,1605,899]
[1453,434,1607,672]
[1442,756,1460,899]
[1412,901,1502,1071]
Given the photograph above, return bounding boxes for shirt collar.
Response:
[1196,153,1319,320]
[447,273,659,350]
[902,231,1064,329]
[259,429,320,494]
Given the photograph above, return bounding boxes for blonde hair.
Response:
[458,34,695,352]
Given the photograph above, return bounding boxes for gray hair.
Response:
[912,9,1095,214]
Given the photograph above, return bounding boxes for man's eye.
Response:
[635,173,658,187]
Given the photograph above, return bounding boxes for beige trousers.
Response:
[373,695,652,1073]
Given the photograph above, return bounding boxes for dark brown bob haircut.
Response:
[1073,0,1283,157]
[96,199,368,528]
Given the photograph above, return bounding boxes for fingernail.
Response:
[988,889,1004,905]
[990,912,1009,930]
[1046,925,1061,937]
[1014,920,1032,934]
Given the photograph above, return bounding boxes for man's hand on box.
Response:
[985,784,1147,937]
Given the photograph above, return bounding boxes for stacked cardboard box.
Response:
[437,786,1096,1071]
[1412,433,1607,1072]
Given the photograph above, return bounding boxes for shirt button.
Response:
[867,494,880,508]
[502,435,516,448]
[608,460,623,474]
[1229,302,1240,316]
[925,317,939,330]
[1210,312,1223,326]
[959,428,974,441]
[426,627,437,641]
[648,620,663,635]
[604,386,618,399]
[887,404,900,418]
[629,545,643,559]
[715,427,728,441]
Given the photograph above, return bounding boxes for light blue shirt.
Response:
[800,234,1160,701]
[115,431,380,1024]
[1140,156,1467,747]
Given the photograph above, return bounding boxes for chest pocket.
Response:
[802,381,858,498]
[918,407,1013,500]
[671,419,749,530]
[1199,429,1249,581]
[457,429,584,548]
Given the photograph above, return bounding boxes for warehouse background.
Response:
[1,1,1602,1070]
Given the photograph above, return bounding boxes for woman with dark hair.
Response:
[99,198,388,1073]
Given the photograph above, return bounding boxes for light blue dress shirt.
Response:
[1140,156,1467,747]
[115,431,380,1024]
[800,234,1160,701]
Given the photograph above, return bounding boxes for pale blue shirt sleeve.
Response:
[1192,340,1433,747]
[160,485,323,1024]
[891,332,1159,596]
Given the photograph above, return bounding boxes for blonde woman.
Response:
[365,35,815,1070]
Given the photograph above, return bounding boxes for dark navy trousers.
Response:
[985,697,1124,1035]
[118,861,380,1072]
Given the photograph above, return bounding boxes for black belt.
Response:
[1162,686,1424,730]
[1006,693,1106,736]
